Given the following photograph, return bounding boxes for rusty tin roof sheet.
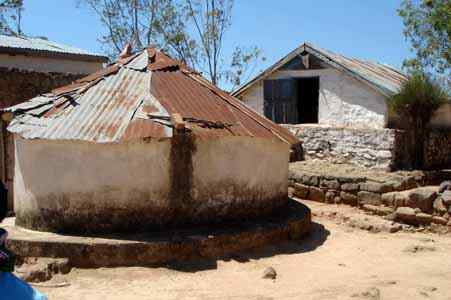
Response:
[0,34,108,62]
[4,48,297,145]
[232,42,408,98]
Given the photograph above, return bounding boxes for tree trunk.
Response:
[411,117,425,170]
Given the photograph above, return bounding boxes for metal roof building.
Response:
[0,35,108,62]
[5,47,296,144]
[231,42,410,129]
[232,42,408,98]
[4,47,296,234]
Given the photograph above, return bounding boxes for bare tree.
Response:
[78,0,198,62]
[0,0,23,35]
[151,0,199,67]
[184,0,231,85]
[78,0,149,56]
[78,0,261,89]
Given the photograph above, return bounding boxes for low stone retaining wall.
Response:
[282,124,402,170]
[289,168,451,227]
[283,124,451,170]
[5,200,311,268]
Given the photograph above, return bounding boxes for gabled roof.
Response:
[0,35,108,62]
[232,42,408,97]
[3,48,297,145]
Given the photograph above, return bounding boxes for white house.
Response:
[0,35,108,74]
[232,42,450,130]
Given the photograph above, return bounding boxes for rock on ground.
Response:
[433,198,448,215]
[403,245,436,253]
[438,181,451,193]
[395,207,417,225]
[293,183,309,199]
[14,257,71,283]
[358,191,382,206]
[441,190,451,206]
[351,287,381,300]
[262,267,277,280]
[309,186,325,202]
[406,187,437,213]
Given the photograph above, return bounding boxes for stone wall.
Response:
[0,67,82,109]
[283,124,403,170]
[289,166,451,227]
[0,67,83,210]
[284,124,451,171]
[424,130,451,170]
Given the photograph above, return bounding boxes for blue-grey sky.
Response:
[22,1,413,84]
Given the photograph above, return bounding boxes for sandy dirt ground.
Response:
[37,200,451,300]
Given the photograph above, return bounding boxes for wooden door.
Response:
[263,79,298,124]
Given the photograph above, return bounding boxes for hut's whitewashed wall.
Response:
[240,68,388,129]
[191,137,289,218]
[14,137,172,229]
[13,135,289,232]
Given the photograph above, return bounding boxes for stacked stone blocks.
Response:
[290,170,451,227]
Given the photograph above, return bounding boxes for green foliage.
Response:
[78,0,262,89]
[387,72,448,169]
[0,0,23,35]
[398,0,450,87]
[388,72,448,124]
[226,46,265,90]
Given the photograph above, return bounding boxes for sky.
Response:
[21,1,413,88]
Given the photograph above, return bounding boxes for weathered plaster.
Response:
[0,54,104,74]
[191,137,290,221]
[240,68,388,129]
[14,136,172,232]
[14,135,290,233]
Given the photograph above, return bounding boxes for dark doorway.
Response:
[263,77,319,124]
[264,79,298,124]
[297,77,319,123]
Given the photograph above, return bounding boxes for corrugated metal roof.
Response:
[3,48,297,145]
[0,34,108,62]
[232,42,408,97]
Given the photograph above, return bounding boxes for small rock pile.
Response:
[389,181,451,227]
[14,257,71,283]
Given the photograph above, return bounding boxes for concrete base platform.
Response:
[3,199,311,268]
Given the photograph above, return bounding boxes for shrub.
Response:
[387,72,448,169]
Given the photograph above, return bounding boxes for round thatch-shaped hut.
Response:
[3,47,298,234]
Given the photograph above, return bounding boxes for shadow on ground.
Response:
[166,221,330,272]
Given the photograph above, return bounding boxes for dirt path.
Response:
[39,200,451,300]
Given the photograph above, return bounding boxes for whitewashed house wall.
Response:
[240,68,388,129]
